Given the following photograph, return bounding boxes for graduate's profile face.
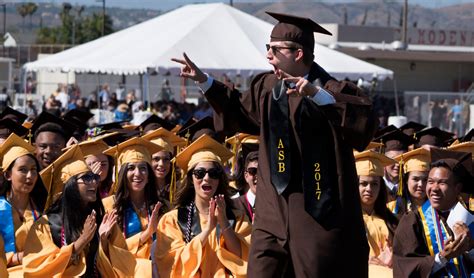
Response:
[244,161,258,195]
[6,155,38,195]
[192,161,220,201]
[126,162,149,192]
[151,151,171,180]
[266,41,301,79]
[427,167,461,211]
[407,171,428,201]
[358,175,381,207]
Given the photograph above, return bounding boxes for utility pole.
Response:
[96,0,105,36]
[1,2,6,36]
[401,0,408,47]
[229,0,233,7]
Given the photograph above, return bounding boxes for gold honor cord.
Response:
[397,156,404,197]
[169,160,177,204]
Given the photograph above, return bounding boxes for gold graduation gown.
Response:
[363,212,393,278]
[155,209,252,278]
[0,236,8,278]
[22,215,86,277]
[96,196,152,277]
[3,202,40,277]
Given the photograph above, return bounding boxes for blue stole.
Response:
[0,196,16,253]
[124,206,142,238]
[391,196,403,214]
[418,200,468,278]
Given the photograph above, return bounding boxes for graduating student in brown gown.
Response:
[393,148,474,277]
[172,12,377,277]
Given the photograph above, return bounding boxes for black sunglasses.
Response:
[78,173,101,184]
[245,167,257,176]
[265,44,298,54]
[192,168,222,180]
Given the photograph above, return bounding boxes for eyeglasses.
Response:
[266,44,298,54]
[245,167,257,176]
[192,168,222,180]
[78,173,101,184]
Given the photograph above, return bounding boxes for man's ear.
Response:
[295,49,304,62]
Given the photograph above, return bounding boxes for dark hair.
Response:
[430,161,463,186]
[113,162,159,230]
[0,154,47,212]
[244,151,259,169]
[359,176,399,238]
[173,162,232,209]
[34,123,66,142]
[62,175,104,243]
[99,155,115,196]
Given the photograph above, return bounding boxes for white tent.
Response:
[23,3,393,81]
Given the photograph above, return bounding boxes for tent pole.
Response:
[146,72,151,111]
[393,76,400,116]
[139,74,144,108]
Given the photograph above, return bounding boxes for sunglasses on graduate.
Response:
[245,167,257,176]
[192,168,222,180]
[265,44,298,55]
[78,173,101,184]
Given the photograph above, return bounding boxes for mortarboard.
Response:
[175,134,234,173]
[431,148,473,193]
[374,125,398,140]
[0,118,29,138]
[414,127,454,148]
[63,132,117,159]
[448,141,474,160]
[103,137,163,167]
[394,147,431,174]
[354,150,396,177]
[0,133,35,171]
[178,117,197,134]
[31,112,77,143]
[460,129,474,142]
[136,114,176,134]
[0,106,27,124]
[40,145,90,210]
[266,11,331,50]
[376,129,414,152]
[177,116,215,142]
[63,109,94,124]
[400,121,426,138]
[142,127,186,153]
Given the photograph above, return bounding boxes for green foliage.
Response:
[36,4,114,45]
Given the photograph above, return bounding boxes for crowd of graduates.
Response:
[0,103,472,277]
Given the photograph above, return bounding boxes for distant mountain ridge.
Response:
[6,1,474,44]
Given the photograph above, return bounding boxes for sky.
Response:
[6,0,474,11]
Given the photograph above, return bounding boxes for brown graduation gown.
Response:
[393,210,473,277]
[232,194,253,222]
[204,63,377,277]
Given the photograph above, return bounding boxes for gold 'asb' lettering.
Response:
[278,162,285,172]
[278,139,284,149]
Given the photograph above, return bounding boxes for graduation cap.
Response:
[414,127,454,148]
[266,11,331,50]
[448,141,474,160]
[40,145,90,210]
[400,121,426,137]
[63,109,94,124]
[460,129,474,142]
[63,132,118,158]
[142,127,186,153]
[136,114,176,134]
[431,148,473,193]
[31,112,77,143]
[394,147,431,174]
[93,121,126,131]
[177,116,215,142]
[0,106,27,124]
[0,133,35,171]
[354,150,396,177]
[374,125,398,140]
[0,118,29,138]
[178,117,197,134]
[175,134,234,173]
[376,129,414,152]
[103,137,164,168]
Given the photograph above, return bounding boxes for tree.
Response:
[16,4,29,31]
[26,2,38,29]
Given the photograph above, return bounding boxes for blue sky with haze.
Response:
[9,0,473,11]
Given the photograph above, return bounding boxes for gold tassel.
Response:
[27,129,32,144]
[397,156,404,197]
[169,160,177,204]
[109,144,119,195]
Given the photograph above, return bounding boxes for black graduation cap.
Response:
[414,127,454,148]
[461,129,474,142]
[377,129,414,152]
[0,106,28,124]
[400,121,426,137]
[0,118,29,138]
[93,121,127,131]
[266,12,332,51]
[63,109,94,124]
[177,116,215,142]
[136,114,175,133]
[99,130,140,146]
[431,148,473,193]
[30,112,77,143]
[178,117,197,134]
[374,125,398,140]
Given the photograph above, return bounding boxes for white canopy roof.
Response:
[23,3,393,80]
